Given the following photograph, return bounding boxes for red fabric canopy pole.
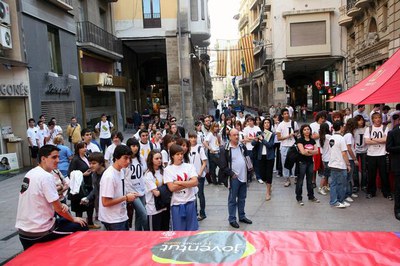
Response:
[328,48,400,104]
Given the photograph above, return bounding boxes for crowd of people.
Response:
[16,102,400,250]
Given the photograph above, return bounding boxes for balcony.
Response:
[264,0,271,11]
[239,14,248,31]
[249,16,260,33]
[347,0,362,17]
[143,13,161,28]
[338,6,353,27]
[355,0,373,9]
[76,21,123,60]
[261,46,273,68]
[46,0,73,11]
[249,0,260,10]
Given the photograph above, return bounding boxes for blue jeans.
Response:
[127,196,149,231]
[247,150,261,181]
[280,146,296,178]
[171,201,199,231]
[329,168,347,205]
[345,161,355,198]
[295,161,314,201]
[228,177,247,223]
[197,177,206,217]
[102,220,129,231]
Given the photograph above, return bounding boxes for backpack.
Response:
[97,120,112,133]
[284,143,300,170]
[368,125,388,136]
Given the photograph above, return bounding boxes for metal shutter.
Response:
[41,101,76,134]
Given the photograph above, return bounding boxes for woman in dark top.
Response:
[68,142,99,229]
[296,124,319,206]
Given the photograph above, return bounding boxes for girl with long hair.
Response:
[343,118,359,203]
[353,115,367,192]
[318,123,331,195]
[161,134,176,167]
[204,122,222,185]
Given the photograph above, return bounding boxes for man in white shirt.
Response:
[364,112,391,200]
[36,121,47,148]
[15,145,87,250]
[104,132,125,167]
[276,108,299,187]
[81,128,101,155]
[353,105,370,124]
[138,130,153,161]
[287,105,294,119]
[269,105,276,117]
[50,117,63,135]
[95,114,114,154]
[328,121,351,208]
[219,129,252,228]
[27,118,39,165]
[45,121,60,145]
[99,145,138,230]
[243,116,263,183]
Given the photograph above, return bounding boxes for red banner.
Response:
[8,231,400,265]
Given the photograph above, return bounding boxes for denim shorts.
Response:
[322,161,331,179]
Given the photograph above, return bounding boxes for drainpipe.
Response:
[177,0,186,128]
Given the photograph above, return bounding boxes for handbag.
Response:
[154,184,172,210]
[244,155,254,172]
[284,144,300,170]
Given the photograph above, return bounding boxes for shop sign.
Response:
[45,83,71,95]
[0,83,29,97]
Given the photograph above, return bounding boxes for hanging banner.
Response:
[8,231,400,265]
[240,35,254,74]
[230,42,241,77]
[216,49,227,77]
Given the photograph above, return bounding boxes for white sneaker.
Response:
[318,187,327,196]
[342,201,351,207]
[332,202,346,208]
[257,179,264,184]
[351,193,358,198]
[345,197,354,202]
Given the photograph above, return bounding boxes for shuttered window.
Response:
[41,101,75,133]
[191,0,199,21]
[290,21,326,47]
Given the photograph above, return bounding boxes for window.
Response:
[142,0,161,28]
[191,0,199,21]
[47,26,62,74]
[290,21,326,47]
[201,0,205,20]
[99,8,107,30]
[382,4,388,30]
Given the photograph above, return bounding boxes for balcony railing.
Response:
[47,0,73,11]
[76,21,122,55]
[347,0,361,17]
[143,13,161,28]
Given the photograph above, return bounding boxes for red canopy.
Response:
[328,48,400,104]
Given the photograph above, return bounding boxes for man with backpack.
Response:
[95,114,114,154]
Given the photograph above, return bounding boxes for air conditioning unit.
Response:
[0,1,10,26]
[0,24,12,49]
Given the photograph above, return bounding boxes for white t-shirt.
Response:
[46,127,61,145]
[140,141,152,161]
[354,127,367,154]
[15,166,59,232]
[205,132,221,152]
[364,125,388,156]
[124,157,147,196]
[287,106,294,118]
[161,149,170,166]
[197,131,205,145]
[328,134,348,170]
[320,135,332,162]
[243,125,261,150]
[104,143,126,163]
[99,166,127,223]
[86,142,101,154]
[164,163,198,205]
[343,133,356,160]
[54,125,63,134]
[144,169,166,215]
[37,128,47,147]
[96,121,114,139]
[27,127,38,147]
[276,120,299,147]
[310,121,332,148]
[189,145,208,177]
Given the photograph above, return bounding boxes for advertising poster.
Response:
[0,153,19,174]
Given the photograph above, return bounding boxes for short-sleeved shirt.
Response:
[164,163,197,205]
[320,135,332,162]
[364,125,389,156]
[243,125,261,150]
[276,120,299,147]
[57,144,73,172]
[354,127,367,154]
[297,138,316,162]
[344,133,356,160]
[144,170,165,215]
[15,166,59,232]
[205,132,220,152]
[96,121,113,139]
[328,134,348,170]
[189,145,207,177]
[27,127,38,147]
[99,166,127,224]
[124,156,147,196]
[230,145,247,183]
[139,141,152,161]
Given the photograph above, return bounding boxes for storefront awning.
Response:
[97,86,126,93]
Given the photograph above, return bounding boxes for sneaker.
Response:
[366,194,373,199]
[312,183,317,189]
[318,187,327,196]
[257,179,264,184]
[342,201,351,207]
[309,198,320,203]
[351,193,358,198]
[332,202,346,208]
[324,185,330,192]
[345,197,354,202]
[352,187,359,193]
[387,195,393,201]
[297,200,304,206]
[284,179,291,187]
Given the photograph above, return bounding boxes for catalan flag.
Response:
[230,42,241,76]
[216,49,227,77]
[240,35,254,73]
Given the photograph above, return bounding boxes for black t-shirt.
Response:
[297,138,316,162]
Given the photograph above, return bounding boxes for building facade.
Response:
[114,0,211,127]
[0,0,31,167]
